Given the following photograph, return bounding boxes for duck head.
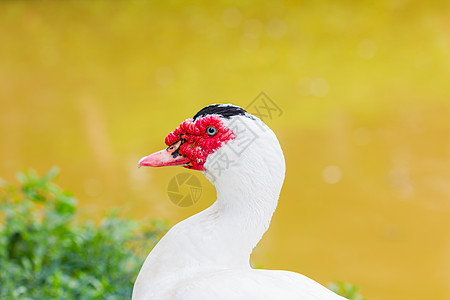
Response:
[139,103,284,184]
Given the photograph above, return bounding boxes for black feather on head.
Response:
[193,104,248,120]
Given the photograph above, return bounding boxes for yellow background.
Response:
[1,1,449,299]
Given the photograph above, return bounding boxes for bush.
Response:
[0,168,167,299]
[329,281,366,300]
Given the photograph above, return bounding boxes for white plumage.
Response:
[133,105,346,300]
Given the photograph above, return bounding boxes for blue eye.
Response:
[206,126,217,136]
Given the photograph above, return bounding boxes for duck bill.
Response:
[139,141,190,167]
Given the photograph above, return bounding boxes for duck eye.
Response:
[206,126,217,136]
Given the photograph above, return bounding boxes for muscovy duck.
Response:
[133,104,346,300]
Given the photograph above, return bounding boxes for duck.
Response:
[133,104,347,300]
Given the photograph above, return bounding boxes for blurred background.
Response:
[1,1,449,299]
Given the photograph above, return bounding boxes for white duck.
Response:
[133,104,346,300]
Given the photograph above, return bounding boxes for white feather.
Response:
[133,115,346,300]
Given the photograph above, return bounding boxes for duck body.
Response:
[134,210,343,300]
[133,104,346,300]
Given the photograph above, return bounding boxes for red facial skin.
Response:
[165,115,235,170]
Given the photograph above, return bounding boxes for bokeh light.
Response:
[0,1,449,299]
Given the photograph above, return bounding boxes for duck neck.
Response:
[216,175,279,255]
[201,143,286,266]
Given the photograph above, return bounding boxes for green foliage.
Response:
[0,168,167,300]
[329,281,366,300]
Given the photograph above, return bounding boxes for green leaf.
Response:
[328,281,366,300]
[1,168,168,299]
